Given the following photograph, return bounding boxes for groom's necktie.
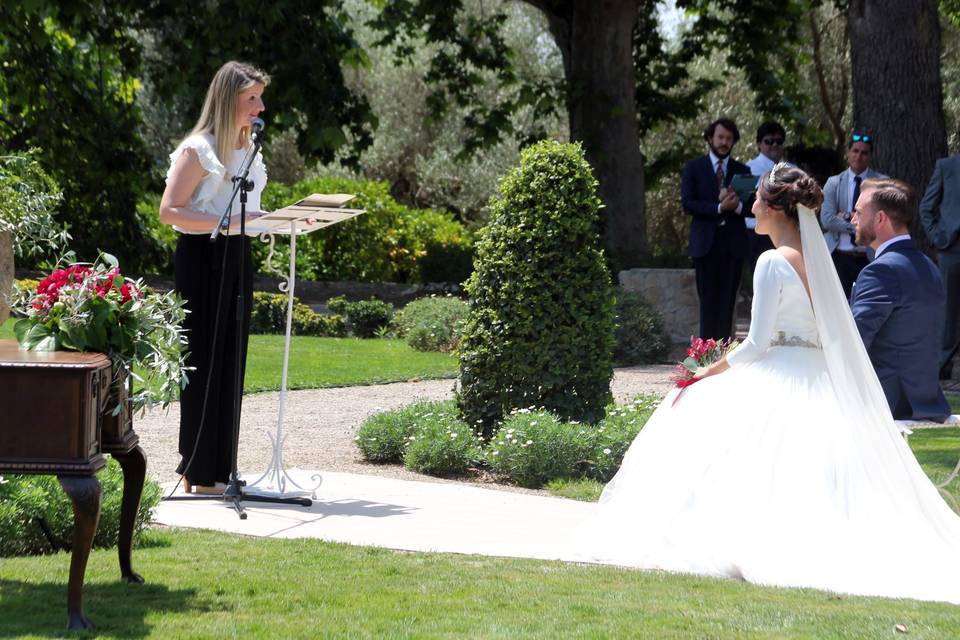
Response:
[716,159,724,190]
[850,175,862,246]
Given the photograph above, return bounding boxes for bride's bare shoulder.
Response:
[776,246,803,267]
[776,246,809,287]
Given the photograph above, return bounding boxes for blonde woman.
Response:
[160,61,269,495]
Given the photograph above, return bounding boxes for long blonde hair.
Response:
[189,61,270,166]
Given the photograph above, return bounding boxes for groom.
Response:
[850,179,950,422]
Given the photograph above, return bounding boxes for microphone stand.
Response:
[211,129,311,519]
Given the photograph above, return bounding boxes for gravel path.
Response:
[135,365,676,494]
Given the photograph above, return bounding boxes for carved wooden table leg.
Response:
[111,446,146,584]
[57,475,102,630]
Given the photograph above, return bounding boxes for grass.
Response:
[545,477,605,502]
[243,334,457,392]
[1,529,958,639]
[0,319,457,392]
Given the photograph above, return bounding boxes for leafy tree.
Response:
[137,0,376,167]
[366,0,823,269]
[0,1,379,275]
[319,0,567,227]
[0,1,157,272]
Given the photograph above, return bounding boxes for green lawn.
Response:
[0,319,458,391]
[243,334,457,392]
[1,529,958,639]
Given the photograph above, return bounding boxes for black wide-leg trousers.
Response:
[174,233,253,485]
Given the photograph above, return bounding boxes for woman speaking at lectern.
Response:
[159,61,269,495]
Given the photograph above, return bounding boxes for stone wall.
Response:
[618,268,698,343]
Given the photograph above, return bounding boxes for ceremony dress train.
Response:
[576,214,960,603]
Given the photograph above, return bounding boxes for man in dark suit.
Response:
[919,153,960,380]
[851,179,950,422]
[681,117,751,340]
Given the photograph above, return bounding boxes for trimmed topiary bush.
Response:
[0,458,161,557]
[392,295,469,352]
[250,292,346,337]
[458,140,615,436]
[613,290,671,365]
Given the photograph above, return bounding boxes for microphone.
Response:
[250,117,265,144]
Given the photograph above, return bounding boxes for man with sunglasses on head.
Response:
[919,145,960,380]
[821,132,887,298]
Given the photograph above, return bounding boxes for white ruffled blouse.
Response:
[165,133,267,235]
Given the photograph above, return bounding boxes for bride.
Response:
[576,163,960,603]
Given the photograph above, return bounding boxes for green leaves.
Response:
[458,140,615,436]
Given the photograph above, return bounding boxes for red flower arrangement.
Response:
[14,253,188,413]
[671,336,739,406]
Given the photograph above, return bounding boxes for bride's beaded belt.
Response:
[770,331,820,349]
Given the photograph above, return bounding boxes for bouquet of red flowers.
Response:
[671,336,739,406]
[12,253,189,413]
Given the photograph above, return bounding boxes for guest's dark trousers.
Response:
[174,233,253,486]
[692,227,742,340]
[832,250,868,300]
[938,249,960,370]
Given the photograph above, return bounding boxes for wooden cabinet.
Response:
[0,340,146,630]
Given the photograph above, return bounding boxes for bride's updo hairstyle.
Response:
[759,163,824,222]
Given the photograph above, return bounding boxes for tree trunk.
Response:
[848,0,946,229]
[534,0,647,268]
[0,230,13,326]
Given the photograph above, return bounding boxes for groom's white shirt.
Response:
[874,234,912,259]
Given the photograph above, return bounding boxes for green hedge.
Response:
[458,140,616,437]
[356,400,480,476]
[614,290,671,365]
[392,296,469,352]
[250,292,346,337]
[355,397,659,489]
[327,296,393,338]
[258,176,473,283]
[0,458,161,557]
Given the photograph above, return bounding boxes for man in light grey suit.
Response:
[820,132,887,298]
[920,153,960,379]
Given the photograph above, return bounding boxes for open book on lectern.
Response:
[245,193,364,236]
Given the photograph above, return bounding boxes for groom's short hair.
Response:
[861,179,916,229]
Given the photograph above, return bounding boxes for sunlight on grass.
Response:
[546,477,604,502]
[1,319,457,391]
[243,334,457,392]
[2,529,958,638]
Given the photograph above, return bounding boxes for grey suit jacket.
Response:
[820,167,887,254]
[920,155,960,253]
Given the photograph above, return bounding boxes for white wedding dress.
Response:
[576,246,960,603]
